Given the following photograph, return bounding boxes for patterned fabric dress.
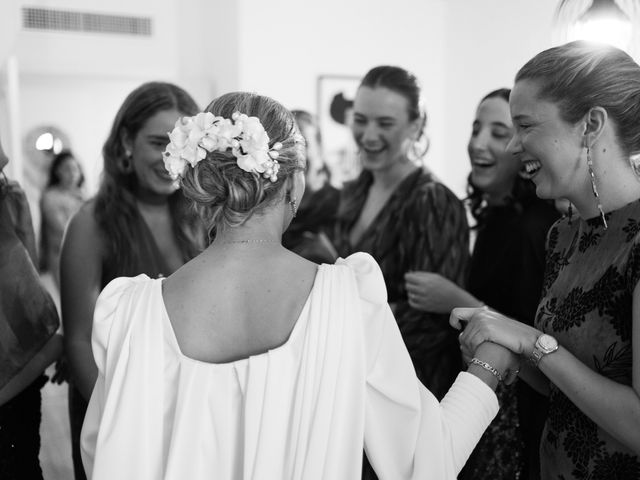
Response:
[536,199,640,480]
[334,168,469,400]
[0,180,59,480]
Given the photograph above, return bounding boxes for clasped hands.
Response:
[404,271,540,385]
[449,306,540,386]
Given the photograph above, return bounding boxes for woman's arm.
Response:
[405,271,483,313]
[0,333,63,406]
[451,301,640,454]
[60,204,104,400]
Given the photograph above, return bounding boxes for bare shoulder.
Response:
[67,200,98,234]
[63,200,104,260]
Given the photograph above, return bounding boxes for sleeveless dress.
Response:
[81,254,499,480]
[536,200,640,479]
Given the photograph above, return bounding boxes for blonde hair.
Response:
[180,92,305,239]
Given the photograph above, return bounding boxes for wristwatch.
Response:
[529,333,559,367]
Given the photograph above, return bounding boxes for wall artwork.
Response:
[316,75,361,186]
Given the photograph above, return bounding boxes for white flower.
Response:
[163,110,281,182]
[163,148,187,180]
[204,118,241,151]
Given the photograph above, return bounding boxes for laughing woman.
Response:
[454,41,640,479]
[60,82,205,480]
[404,88,559,480]
[334,66,469,403]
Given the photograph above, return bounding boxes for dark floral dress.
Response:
[334,168,469,400]
[536,199,640,480]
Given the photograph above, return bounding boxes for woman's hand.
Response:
[450,306,540,362]
[404,271,482,313]
[470,341,521,388]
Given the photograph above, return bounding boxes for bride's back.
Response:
[163,245,318,364]
[159,91,315,365]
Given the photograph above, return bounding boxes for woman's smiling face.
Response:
[507,79,584,201]
[468,96,519,203]
[351,86,419,173]
[127,108,183,197]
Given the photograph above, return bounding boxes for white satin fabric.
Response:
[81,253,498,479]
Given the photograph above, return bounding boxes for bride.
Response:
[81,91,518,480]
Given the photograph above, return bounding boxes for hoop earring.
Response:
[120,152,134,174]
[586,145,607,229]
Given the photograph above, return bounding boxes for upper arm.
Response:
[41,191,68,230]
[60,204,104,345]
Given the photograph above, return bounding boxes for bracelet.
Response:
[469,357,503,382]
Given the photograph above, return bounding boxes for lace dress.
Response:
[536,200,640,479]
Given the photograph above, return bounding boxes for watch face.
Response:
[538,334,558,353]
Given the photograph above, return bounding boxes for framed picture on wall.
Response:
[316,74,361,186]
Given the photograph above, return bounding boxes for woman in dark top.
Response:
[335,65,469,480]
[406,88,559,479]
[60,82,205,480]
[334,66,469,401]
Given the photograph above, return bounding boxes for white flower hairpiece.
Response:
[163,111,282,182]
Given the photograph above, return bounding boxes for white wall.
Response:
[237,0,448,184]
[442,0,558,195]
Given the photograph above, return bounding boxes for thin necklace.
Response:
[221,239,280,244]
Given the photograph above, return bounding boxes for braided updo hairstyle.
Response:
[179,92,306,239]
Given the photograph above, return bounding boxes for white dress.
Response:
[81,253,498,479]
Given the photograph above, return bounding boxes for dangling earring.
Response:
[586,144,608,229]
[289,195,298,218]
[567,201,573,226]
[630,153,640,181]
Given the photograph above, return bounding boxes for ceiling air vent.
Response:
[22,7,152,36]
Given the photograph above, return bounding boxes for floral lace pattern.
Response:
[536,201,640,479]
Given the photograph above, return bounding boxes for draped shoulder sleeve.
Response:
[339,253,499,479]
[336,252,389,373]
[81,274,152,478]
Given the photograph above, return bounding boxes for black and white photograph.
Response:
[1,1,640,479]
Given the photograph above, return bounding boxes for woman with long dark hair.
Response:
[60,82,205,480]
[405,88,559,479]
